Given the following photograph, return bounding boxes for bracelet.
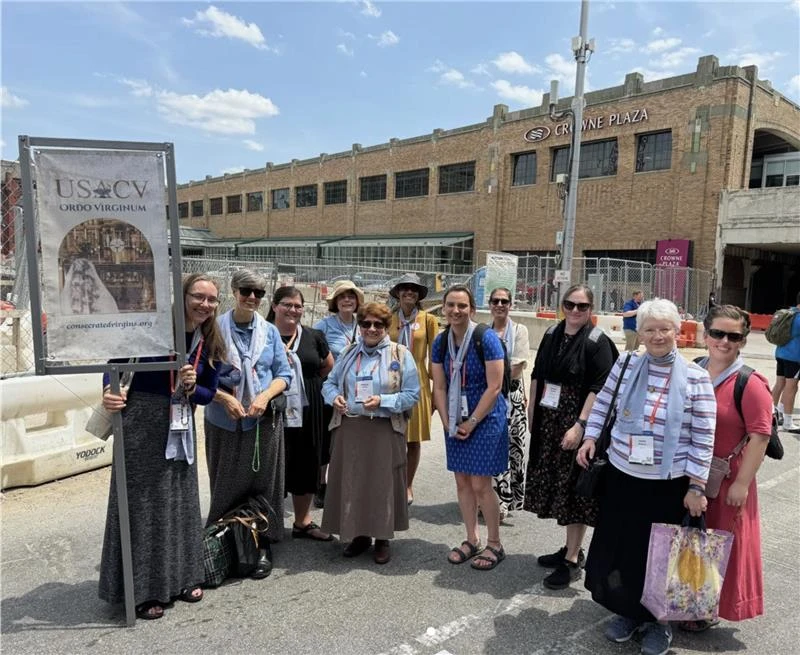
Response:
[687,483,705,494]
[575,418,587,429]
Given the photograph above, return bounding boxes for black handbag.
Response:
[575,352,633,499]
[207,495,272,580]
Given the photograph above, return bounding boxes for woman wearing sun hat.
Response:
[388,273,440,506]
[313,279,366,507]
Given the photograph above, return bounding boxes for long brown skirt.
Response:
[321,416,408,542]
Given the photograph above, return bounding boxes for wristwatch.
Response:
[468,415,479,425]
[575,418,587,429]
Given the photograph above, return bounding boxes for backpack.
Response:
[765,308,796,346]
[733,366,784,460]
[438,323,512,397]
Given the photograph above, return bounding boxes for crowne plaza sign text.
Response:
[524,108,650,142]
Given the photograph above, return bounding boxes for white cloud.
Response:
[360,70,368,78]
[376,30,399,47]
[491,80,543,107]
[545,53,576,82]
[630,67,676,82]
[792,0,800,14]
[652,47,701,70]
[360,0,381,18]
[608,38,636,54]
[726,49,785,71]
[182,5,272,51]
[338,29,356,40]
[652,26,664,36]
[492,51,539,75]
[121,78,153,97]
[471,63,492,76]
[156,88,279,135]
[643,37,682,54]
[788,74,800,95]
[1,87,29,108]
[243,139,264,152]
[221,166,245,175]
[428,60,475,89]
[337,43,354,56]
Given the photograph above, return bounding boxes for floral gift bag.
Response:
[641,516,734,622]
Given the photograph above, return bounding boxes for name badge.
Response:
[412,322,420,330]
[540,382,561,409]
[285,406,302,428]
[461,393,470,419]
[355,376,374,402]
[170,399,189,431]
[629,434,655,465]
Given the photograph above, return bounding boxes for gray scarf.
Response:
[447,321,476,435]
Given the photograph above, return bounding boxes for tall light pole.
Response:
[550,0,594,301]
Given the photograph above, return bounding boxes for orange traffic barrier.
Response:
[749,313,771,332]
[537,311,557,319]
[679,320,698,348]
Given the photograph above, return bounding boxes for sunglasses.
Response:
[238,287,266,299]
[490,298,510,306]
[359,320,386,330]
[706,328,745,343]
[563,300,591,312]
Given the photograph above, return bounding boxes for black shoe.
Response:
[251,546,273,579]
[343,535,372,558]
[313,484,326,509]
[543,560,582,590]
[537,546,586,568]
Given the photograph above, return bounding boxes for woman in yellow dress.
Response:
[388,274,440,506]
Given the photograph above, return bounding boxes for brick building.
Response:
[177,55,800,310]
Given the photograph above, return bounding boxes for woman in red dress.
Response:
[686,304,773,631]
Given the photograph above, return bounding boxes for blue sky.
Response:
[2,1,799,183]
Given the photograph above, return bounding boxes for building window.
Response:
[226,194,242,213]
[324,180,347,205]
[271,188,289,209]
[178,202,188,219]
[512,152,537,186]
[296,184,318,207]
[209,197,223,215]
[395,168,429,198]
[247,192,263,212]
[191,200,204,217]
[359,174,387,201]
[635,130,672,172]
[552,139,618,181]
[764,155,800,187]
[439,161,476,194]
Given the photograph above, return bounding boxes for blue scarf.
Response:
[447,321,476,436]
[397,308,418,348]
[165,329,202,465]
[284,325,308,428]
[615,348,689,478]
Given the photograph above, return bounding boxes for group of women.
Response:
[99,270,773,655]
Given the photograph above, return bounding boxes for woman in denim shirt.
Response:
[204,269,293,579]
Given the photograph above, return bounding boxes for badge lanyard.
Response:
[646,373,671,432]
[170,337,204,396]
[337,316,357,346]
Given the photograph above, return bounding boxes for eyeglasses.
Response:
[359,320,386,330]
[706,328,745,343]
[188,293,219,306]
[563,300,591,312]
[490,298,510,306]
[238,287,266,299]
[278,302,304,311]
[641,327,675,337]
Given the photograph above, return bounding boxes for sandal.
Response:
[135,601,165,620]
[448,540,483,564]
[178,586,203,603]
[471,544,506,571]
[679,619,720,632]
[292,521,334,541]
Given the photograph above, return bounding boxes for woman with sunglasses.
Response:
[431,285,508,570]
[524,284,618,590]
[204,269,293,579]
[99,273,226,620]
[321,302,420,564]
[677,305,772,632]
[267,286,335,542]
[576,298,716,655]
[387,273,440,506]
[313,279,365,508]
[487,287,530,521]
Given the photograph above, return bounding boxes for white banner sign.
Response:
[36,149,173,360]
[484,252,519,307]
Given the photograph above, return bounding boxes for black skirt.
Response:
[584,462,689,623]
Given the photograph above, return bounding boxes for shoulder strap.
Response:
[597,352,633,453]
[588,326,603,343]
[437,325,450,362]
[472,323,489,363]
[733,365,754,422]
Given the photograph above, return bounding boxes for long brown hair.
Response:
[183,273,227,366]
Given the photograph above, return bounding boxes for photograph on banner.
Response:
[484,252,518,307]
[36,149,174,361]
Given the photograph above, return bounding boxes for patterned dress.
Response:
[431,329,508,476]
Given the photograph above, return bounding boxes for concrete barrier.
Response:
[0,373,112,489]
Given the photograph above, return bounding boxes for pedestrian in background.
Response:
[98,273,225,620]
[432,285,508,571]
[487,286,530,521]
[621,290,643,352]
[524,284,617,590]
[313,280,365,508]
[204,269,293,580]
[387,273,439,506]
[577,298,716,655]
[267,286,335,543]
[321,302,420,564]
[770,292,800,430]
